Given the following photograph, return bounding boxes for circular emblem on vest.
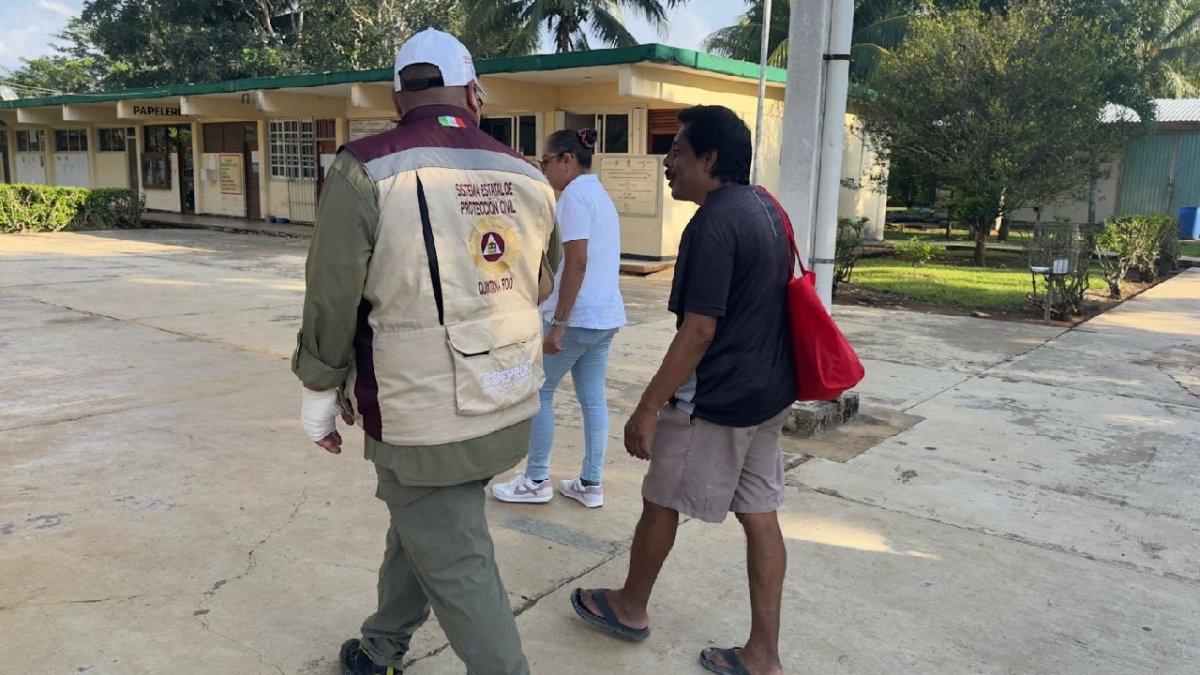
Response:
[469,216,520,278]
[481,231,506,262]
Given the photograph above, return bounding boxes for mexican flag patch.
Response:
[438,116,467,128]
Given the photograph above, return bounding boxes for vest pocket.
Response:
[445,309,543,416]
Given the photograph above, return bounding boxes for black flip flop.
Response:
[570,588,650,642]
[699,647,751,675]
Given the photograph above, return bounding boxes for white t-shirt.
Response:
[541,173,627,330]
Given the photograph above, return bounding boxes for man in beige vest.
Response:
[292,29,559,675]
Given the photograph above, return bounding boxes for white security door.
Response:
[16,153,46,184]
[55,153,91,187]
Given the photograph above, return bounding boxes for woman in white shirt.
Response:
[493,128,627,508]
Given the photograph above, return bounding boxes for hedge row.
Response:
[0,184,145,234]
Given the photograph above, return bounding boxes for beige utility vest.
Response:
[345,134,557,446]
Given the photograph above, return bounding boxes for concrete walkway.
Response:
[141,211,315,239]
[1,229,1197,674]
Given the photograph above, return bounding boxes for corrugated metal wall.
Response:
[1169,134,1200,215]
[1117,133,1200,216]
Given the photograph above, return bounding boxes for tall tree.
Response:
[700,0,790,67]
[0,18,115,95]
[863,4,1151,265]
[465,0,685,56]
[1,57,102,97]
[1140,0,1200,97]
[296,0,467,71]
[9,0,479,91]
[952,0,1200,97]
[700,0,925,81]
[78,0,296,88]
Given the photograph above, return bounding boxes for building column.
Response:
[85,124,98,189]
[191,121,204,215]
[777,0,832,266]
[1,127,12,183]
[134,124,145,196]
[335,117,347,148]
[630,107,648,155]
[256,120,268,221]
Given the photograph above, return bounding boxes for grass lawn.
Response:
[883,226,1031,242]
[851,256,1105,311]
[1181,241,1200,257]
[883,228,965,241]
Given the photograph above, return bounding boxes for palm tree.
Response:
[1142,0,1200,97]
[700,0,791,68]
[701,0,923,81]
[465,0,688,56]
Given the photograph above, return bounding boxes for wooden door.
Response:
[244,135,261,221]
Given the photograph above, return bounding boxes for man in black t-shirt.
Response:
[571,106,794,675]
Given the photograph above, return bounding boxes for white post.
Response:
[811,0,854,309]
[751,0,773,185]
[777,0,833,270]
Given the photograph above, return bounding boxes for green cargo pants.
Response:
[360,465,530,675]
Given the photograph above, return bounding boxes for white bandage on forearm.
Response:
[300,387,340,441]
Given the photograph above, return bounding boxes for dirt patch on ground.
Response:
[834,279,1160,327]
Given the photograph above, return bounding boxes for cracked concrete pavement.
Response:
[1,229,1198,674]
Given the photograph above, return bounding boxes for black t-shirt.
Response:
[669,184,797,427]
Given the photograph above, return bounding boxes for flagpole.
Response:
[752,0,774,185]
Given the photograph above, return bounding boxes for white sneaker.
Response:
[559,478,604,508]
[491,472,553,504]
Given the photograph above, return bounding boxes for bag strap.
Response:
[757,187,807,275]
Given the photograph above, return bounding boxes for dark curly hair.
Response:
[678,106,752,185]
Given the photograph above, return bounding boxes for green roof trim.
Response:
[0,68,395,110]
[475,44,789,83]
[0,43,864,112]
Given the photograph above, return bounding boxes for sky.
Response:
[0,0,747,72]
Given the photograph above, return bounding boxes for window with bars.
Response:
[16,130,46,152]
[98,128,127,152]
[268,119,316,181]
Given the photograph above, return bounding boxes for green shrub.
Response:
[834,216,868,294]
[1156,219,1181,276]
[1096,215,1178,297]
[0,184,145,234]
[895,237,938,266]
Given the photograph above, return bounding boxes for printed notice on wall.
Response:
[349,118,397,141]
[598,156,661,217]
[218,154,243,195]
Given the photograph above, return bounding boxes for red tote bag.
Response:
[760,188,865,401]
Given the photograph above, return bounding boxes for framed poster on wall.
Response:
[598,156,661,217]
[218,153,243,195]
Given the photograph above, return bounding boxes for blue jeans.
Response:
[526,324,619,484]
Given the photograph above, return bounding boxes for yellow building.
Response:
[0,45,885,260]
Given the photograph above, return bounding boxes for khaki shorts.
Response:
[641,404,789,524]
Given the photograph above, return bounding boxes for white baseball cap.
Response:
[393,28,484,96]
